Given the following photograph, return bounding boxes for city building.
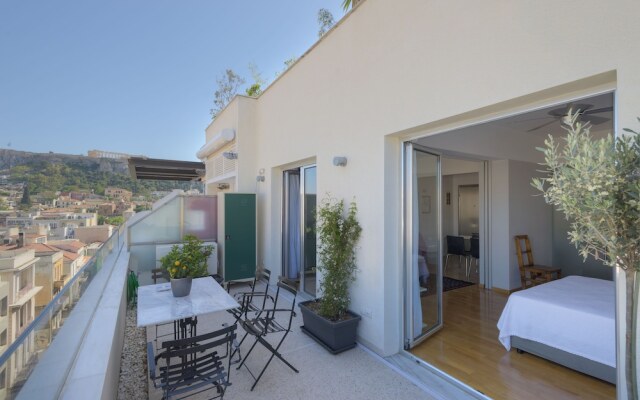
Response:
[74,225,113,244]
[0,249,41,393]
[87,149,143,160]
[104,187,132,202]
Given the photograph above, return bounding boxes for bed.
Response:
[497,275,616,384]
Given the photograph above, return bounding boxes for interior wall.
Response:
[489,160,510,290]
[552,210,613,280]
[508,160,553,290]
[450,173,479,237]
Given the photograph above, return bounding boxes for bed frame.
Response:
[511,336,616,384]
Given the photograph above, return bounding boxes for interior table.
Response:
[137,276,239,339]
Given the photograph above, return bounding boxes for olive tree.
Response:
[532,111,640,399]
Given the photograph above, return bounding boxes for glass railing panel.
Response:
[128,244,158,286]
[0,225,124,399]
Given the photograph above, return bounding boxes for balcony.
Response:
[11,285,41,309]
[2,194,455,400]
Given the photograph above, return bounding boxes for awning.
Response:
[128,157,205,181]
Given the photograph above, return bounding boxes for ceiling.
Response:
[416,92,614,164]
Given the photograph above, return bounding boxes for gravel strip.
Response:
[118,305,148,400]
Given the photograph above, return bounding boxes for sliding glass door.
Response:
[282,165,317,297]
[404,143,443,348]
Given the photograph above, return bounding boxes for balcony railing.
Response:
[14,284,33,302]
[0,224,125,399]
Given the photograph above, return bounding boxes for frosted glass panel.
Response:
[184,196,217,240]
[128,244,157,286]
[129,197,181,244]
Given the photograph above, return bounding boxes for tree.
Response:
[317,8,335,37]
[21,183,30,206]
[0,198,8,211]
[245,63,264,97]
[532,111,640,399]
[210,69,245,119]
[341,0,363,11]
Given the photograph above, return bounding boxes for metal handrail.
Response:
[0,227,124,366]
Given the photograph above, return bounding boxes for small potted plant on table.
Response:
[161,234,213,297]
[299,196,362,353]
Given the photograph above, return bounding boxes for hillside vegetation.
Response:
[1,149,196,196]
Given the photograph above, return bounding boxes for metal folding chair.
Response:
[226,268,273,322]
[234,281,299,391]
[147,324,237,400]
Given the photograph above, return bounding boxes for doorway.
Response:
[401,91,616,399]
[282,165,317,297]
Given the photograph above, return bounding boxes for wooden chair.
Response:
[514,235,561,289]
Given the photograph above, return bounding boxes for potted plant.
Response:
[299,196,363,353]
[161,234,214,297]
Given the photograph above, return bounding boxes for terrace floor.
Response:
[145,288,439,400]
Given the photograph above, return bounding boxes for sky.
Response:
[0,1,346,161]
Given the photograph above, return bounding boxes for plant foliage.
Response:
[532,111,640,270]
[160,235,214,279]
[316,196,362,320]
[532,110,640,398]
[210,69,245,119]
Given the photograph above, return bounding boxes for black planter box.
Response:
[299,300,361,354]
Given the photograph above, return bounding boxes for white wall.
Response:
[489,160,510,290]
[201,0,640,360]
[508,160,553,290]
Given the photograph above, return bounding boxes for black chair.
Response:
[466,237,480,278]
[224,268,272,363]
[226,268,273,322]
[445,235,468,273]
[148,324,237,400]
[234,281,299,391]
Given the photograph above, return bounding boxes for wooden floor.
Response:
[411,261,615,400]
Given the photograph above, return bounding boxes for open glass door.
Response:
[282,165,317,297]
[404,143,443,348]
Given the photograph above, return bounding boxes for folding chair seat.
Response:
[234,281,299,391]
[148,324,237,400]
[226,268,273,322]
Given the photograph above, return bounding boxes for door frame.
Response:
[403,142,443,349]
[281,164,317,298]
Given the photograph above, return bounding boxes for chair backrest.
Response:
[470,237,480,259]
[158,324,237,396]
[151,268,168,284]
[446,235,466,256]
[269,281,298,329]
[514,235,535,288]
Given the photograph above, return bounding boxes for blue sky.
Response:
[0,1,345,161]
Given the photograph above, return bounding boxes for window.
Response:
[0,297,6,317]
[0,368,6,389]
[0,330,6,346]
[19,305,25,328]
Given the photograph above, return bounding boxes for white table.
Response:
[137,277,239,328]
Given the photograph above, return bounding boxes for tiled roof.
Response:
[48,240,87,252]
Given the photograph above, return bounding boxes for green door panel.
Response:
[224,193,256,281]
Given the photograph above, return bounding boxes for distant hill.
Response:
[0,148,196,196]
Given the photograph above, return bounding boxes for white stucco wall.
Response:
[201,1,640,381]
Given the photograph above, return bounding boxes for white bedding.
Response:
[497,275,615,368]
